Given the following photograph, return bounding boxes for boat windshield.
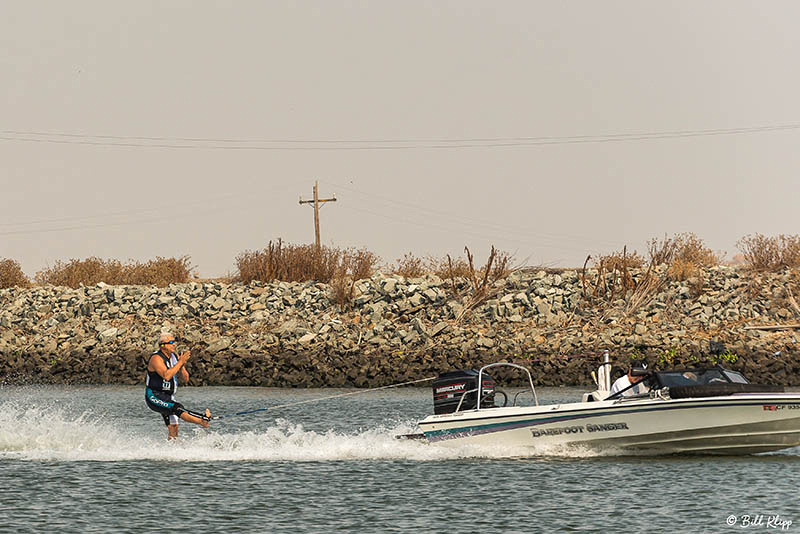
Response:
[653,368,749,388]
[722,370,748,384]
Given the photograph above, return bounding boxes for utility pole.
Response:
[299,180,337,250]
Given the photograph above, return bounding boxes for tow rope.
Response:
[211,376,436,420]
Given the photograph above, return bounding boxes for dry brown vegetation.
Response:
[34,256,193,288]
[464,246,512,299]
[737,234,800,271]
[391,252,471,280]
[0,258,30,288]
[431,255,472,281]
[330,248,382,310]
[235,239,380,309]
[14,231,798,292]
[442,246,516,320]
[647,232,721,269]
[392,253,427,278]
[391,246,516,320]
[236,239,342,284]
[582,247,645,300]
[646,233,721,283]
[581,234,723,315]
[666,258,702,282]
[580,246,664,319]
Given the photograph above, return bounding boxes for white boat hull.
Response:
[418,393,800,455]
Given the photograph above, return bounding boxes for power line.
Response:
[0,123,798,151]
[343,203,610,257]
[319,179,626,250]
[3,123,800,143]
[0,183,299,236]
[0,203,248,236]
[0,190,257,228]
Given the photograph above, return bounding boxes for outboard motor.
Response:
[432,370,495,414]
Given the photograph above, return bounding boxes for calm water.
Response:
[1,384,799,533]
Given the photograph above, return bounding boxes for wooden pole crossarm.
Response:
[298,180,337,250]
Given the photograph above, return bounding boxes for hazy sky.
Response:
[2,1,799,277]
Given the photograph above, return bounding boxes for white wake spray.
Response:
[0,399,613,462]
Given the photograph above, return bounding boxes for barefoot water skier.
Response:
[145,332,211,440]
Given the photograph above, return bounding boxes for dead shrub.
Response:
[674,233,721,267]
[456,245,514,316]
[34,256,192,287]
[123,257,194,286]
[36,257,119,287]
[779,235,800,268]
[236,239,380,308]
[581,247,665,317]
[331,248,381,310]
[236,239,345,283]
[348,248,380,281]
[0,258,30,288]
[580,246,666,315]
[599,250,645,272]
[736,234,800,271]
[391,252,472,292]
[667,258,701,282]
[432,255,471,281]
[487,248,514,281]
[392,253,427,278]
[583,247,644,300]
[648,233,720,268]
[647,234,679,266]
[737,234,779,271]
[623,266,665,316]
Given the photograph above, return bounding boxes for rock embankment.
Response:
[1,266,799,387]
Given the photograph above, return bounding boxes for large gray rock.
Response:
[536,301,551,316]
[408,293,425,307]
[99,327,118,341]
[298,332,316,344]
[380,278,397,295]
[429,321,449,337]
[206,337,231,353]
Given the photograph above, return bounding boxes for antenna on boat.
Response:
[598,350,611,392]
[583,350,614,402]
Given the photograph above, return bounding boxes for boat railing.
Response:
[477,362,539,410]
[454,387,479,413]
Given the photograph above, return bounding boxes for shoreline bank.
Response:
[2,266,799,386]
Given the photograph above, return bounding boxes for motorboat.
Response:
[410,352,800,455]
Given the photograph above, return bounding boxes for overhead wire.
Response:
[0,189,261,228]
[318,178,626,250]
[0,122,798,151]
[342,203,602,257]
[0,182,299,236]
[3,121,795,258]
[0,202,253,236]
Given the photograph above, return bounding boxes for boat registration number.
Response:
[763,404,800,411]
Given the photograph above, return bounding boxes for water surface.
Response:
[1,385,798,533]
